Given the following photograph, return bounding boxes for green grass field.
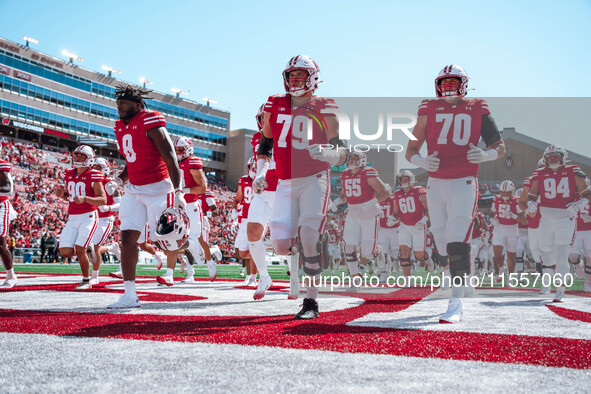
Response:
[9,263,585,291]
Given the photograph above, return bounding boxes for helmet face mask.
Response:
[247,157,257,180]
[92,158,110,176]
[283,55,321,97]
[398,169,416,189]
[347,152,367,170]
[543,145,567,170]
[499,180,515,200]
[174,137,193,161]
[256,104,265,131]
[72,145,96,168]
[154,207,190,252]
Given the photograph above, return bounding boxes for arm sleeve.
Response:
[480,113,501,147]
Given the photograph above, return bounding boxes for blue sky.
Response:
[1,0,590,156]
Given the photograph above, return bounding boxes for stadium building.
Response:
[0,36,230,178]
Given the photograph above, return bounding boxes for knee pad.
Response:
[400,257,412,267]
[438,254,449,268]
[569,255,581,265]
[447,242,471,279]
[302,254,323,276]
[584,258,591,274]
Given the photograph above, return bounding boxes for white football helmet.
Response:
[174,137,193,161]
[348,151,367,169]
[256,104,264,131]
[537,158,546,168]
[398,169,416,189]
[92,157,110,176]
[72,145,96,168]
[435,64,469,99]
[283,55,322,97]
[247,156,257,180]
[514,188,523,198]
[499,180,515,200]
[154,207,191,252]
[543,145,567,169]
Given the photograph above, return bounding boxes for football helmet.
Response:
[543,145,567,169]
[154,207,191,252]
[247,156,257,180]
[499,180,515,200]
[398,169,416,189]
[72,145,96,168]
[174,137,193,161]
[256,104,264,131]
[348,151,367,169]
[537,158,546,168]
[92,157,110,176]
[435,64,469,99]
[514,188,523,198]
[283,55,322,97]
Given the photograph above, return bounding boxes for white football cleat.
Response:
[207,260,217,282]
[157,275,174,287]
[253,275,273,300]
[182,276,195,283]
[154,252,165,270]
[553,287,565,303]
[75,281,92,290]
[439,298,463,324]
[109,271,123,279]
[107,293,140,309]
[89,278,100,286]
[1,277,17,288]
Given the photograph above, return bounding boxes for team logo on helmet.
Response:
[398,169,416,189]
[174,137,193,161]
[154,207,191,252]
[543,145,567,170]
[435,64,469,99]
[92,157,110,176]
[72,145,96,168]
[283,55,322,97]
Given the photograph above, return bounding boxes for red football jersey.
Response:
[471,212,487,238]
[533,165,582,209]
[576,198,591,231]
[523,176,541,229]
[328,228,341,244]
[340,167,379,205]
[238,176,254,220]
[197,190,216,213]
[0,159,10,203]
[418,98,491,179]
[98,176,116,218]
[64,168,103,215]
[491,195,519,225]
[251,131,278,191]
[179,155,203,204]
[393,186,426,226]
[114,110,169,186]
[264,94,337,180]
[379,196,400,229]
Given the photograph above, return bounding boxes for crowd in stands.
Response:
[2,137,241,263]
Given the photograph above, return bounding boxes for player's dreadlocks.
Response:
[114,84,152,110]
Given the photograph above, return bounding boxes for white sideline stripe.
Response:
[0,332,587,392]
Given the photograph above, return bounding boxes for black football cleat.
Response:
[294,298,319,320]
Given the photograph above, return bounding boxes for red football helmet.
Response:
[174,137,193,161]
[283,55,322,97]
[435,64,469,99]
[72,145,96,168]
[256,104,264,131]
[154,207,191,252]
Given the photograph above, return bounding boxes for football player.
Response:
[248,106,279,299]
[106,85,188,308]
[326,220,343,274]
[232,157,258,287]
[331,152,390,282]
[490,180,520,281]
[0,145,17,288]
[391,170,433,285]
[55,145,106,289]
[254,55,347,319]
[526,145,591,301]
[406,65,506,323]
[378,186,401,276]
[513,188,534,275]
